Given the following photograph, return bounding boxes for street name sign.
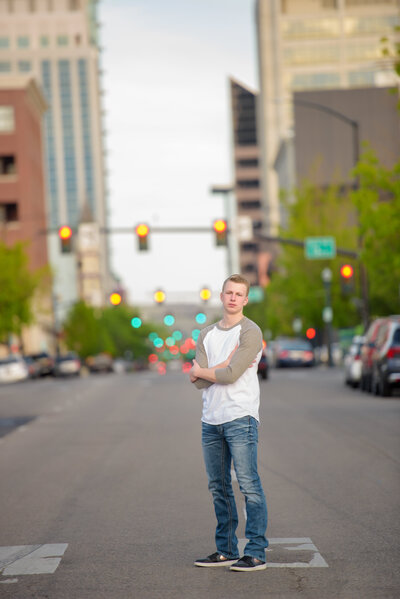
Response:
[305,236,336,259]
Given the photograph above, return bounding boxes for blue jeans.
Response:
[201,416,268,561]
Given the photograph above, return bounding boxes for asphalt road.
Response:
[0,367,399,598]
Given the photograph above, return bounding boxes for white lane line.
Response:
[0,544,68,576]
[238,537,328,568]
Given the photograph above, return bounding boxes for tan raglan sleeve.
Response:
[193,327,214,390]
[215,320,262,385]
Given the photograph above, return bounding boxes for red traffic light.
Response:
[58,225,72,240]
[213,219,227,246]
[340,264,354,279]
[213,219,227,233]
[136,223,150,251]
[136,223,149,237]
[306,328,316,340]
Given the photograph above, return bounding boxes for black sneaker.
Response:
[230,555,267,571]
[194,552,239,567]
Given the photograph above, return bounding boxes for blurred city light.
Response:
[164,314,175,326]
[131,317,142,328]
[200,287,212,301]
[213,219,228,246]
[192,329,200,341]
[172,330,183,341]
[109,292,122,306]
[154,290,166,303]
[195,312,207,325]
[136,223,150,251]
[306,328,316,340]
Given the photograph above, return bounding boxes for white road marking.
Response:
[238,537,328,568]
[0,544,68,577]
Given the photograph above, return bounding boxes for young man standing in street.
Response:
[189,274,268,572]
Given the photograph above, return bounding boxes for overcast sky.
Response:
[100,0,257,305]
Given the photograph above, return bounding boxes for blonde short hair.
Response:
[222,274,250,296]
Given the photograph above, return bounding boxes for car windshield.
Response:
[0,356,18,365]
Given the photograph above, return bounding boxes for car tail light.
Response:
[304,351,313,359]
[279,350,289,358]
[387,347,400,359]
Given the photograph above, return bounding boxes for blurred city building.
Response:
[0,0,113,324]
[285,86,400,190]
[229,78,271,286]
[256,0,400,236]
[0,75,54,353]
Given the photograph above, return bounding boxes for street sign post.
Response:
[305,237,336,259]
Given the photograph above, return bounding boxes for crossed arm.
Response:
[189,345,238,384]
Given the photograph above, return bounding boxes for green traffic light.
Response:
[131,317,142,328]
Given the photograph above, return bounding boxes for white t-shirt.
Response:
[194,316,263,425]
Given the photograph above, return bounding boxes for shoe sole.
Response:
[194,559,238,567]
[230,563,267,572]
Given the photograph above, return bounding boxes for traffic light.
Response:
[306,328,316,340]
[200,287,211,302]
[154,289,166,304]
[58,225,73,253]
[109,292,122,306]
[136,223,150,251]
[340,264,354,294]
[213,219,227,246]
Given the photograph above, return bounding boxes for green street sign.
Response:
[248,286,264,303]
[305,236,336,259]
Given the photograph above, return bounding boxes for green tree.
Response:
[246,182,360,337]
[351,148,400,316]
[0,242,39,343]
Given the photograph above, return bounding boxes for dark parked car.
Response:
[370,317,400,396]
[272,338,314,368]
[257,351,269,380]
[53,352,82,377]
[28,352,55,377]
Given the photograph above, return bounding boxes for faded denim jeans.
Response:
[201,415,268,561]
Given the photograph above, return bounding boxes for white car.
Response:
[344,336,365,388]
[0,355,29,384]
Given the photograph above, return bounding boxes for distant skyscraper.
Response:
[0,0,112,317]
[256,0,400,235]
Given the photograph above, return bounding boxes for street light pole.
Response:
[321,267,333,367]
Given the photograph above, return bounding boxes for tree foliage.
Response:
[63,301,166,359]
[246,148,400,337]
[0,242,39,343]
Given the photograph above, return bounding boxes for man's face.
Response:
[220,281,248,314]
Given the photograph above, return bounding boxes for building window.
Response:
[78,58,96,216]
[281,18,340,39]
[0,62,11,72]
[40,35,49,47]
[0,202,18,223]
[0,37,10,49]
[237,158,258,168]
[242,243,258,252]
[69,0,79,9]
[57,35,68,46]
[291,72,341,90]
[18,60,31,72]
[243,263,257,273]
[283,44,340,66]
[237,180,260,189]
[41,60,59,228]
[348,70,375,86]
[0,107,15,132]
[344,15,399,36]
[239,200,261,210]
[0,155,16,174]
[17,36,29,48]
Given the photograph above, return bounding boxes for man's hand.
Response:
[189,370,198,383]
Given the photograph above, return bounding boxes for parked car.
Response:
[0,355,29,384]
[23,356,41,379]
[53,352,82,377]
[272,337,314,367]
[360,318,387,391]
[343,336,365,388]
[86,353,113,373]
[369,317,400,397]
[28,351,54,377]
[257,350,269,380]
